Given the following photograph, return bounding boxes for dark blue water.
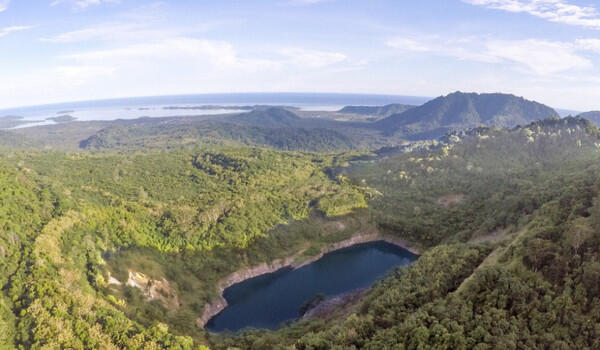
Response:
[206,241,417,332]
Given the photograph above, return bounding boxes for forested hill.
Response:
[212,117,600,348]
[226,107,304,128]
[2,116,600,349]
[375,91,559,138]
[579,111,600,126]
[0,146,369,349]
[0,130,31,148]
[79,120,358,152]
[338,103,415,117]
[2,96,565,152]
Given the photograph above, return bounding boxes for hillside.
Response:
[226,107,304,128]
[579,111,600,126]
[375,92,559,139]
[0,146,369,349]
[0,130,32,148]
[338,104,415,117]
[211,116,600,348]
[79,120,358,152]
[1,116,599,349]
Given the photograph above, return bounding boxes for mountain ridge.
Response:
[375,91,559,138]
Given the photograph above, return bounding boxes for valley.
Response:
[5,1,600,348]
[1,94,600,349]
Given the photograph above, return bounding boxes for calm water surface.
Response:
[1,93,430,129]
[206,241,417,332]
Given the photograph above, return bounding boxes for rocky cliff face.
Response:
[124,270,180,310]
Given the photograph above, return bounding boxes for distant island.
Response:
[0,115,43,129]
[163,105,254,111]
[47,115,77,123]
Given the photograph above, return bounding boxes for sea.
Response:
[0,93,430,129]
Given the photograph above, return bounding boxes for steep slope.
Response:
[375,91,559,138]
[338,104,415,117]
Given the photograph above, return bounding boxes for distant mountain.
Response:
[227,107,304,128]
[338,104,415,117]
[555,108,580,117]
[578,111,600,126]
[374,92,559,139]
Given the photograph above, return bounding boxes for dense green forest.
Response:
[79,121,358,152]
[0,145,367,348]
[211,117,600,349]
[2,116,600,349]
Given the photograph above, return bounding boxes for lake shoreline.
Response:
[197,232,420,329]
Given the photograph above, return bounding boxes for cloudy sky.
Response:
[2,0,600,110]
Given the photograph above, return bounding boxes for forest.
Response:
[1,116,600,349]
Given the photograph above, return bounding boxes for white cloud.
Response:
[54,65,116,85]
[42,20,227,43]
[385,38,431,52]
[61,38,282,72]
[0,0,9,12]
[576,38,600,53]
[464,0,600,29]
[387,35,592,75]
[42,23,141,43]
[279,47,347,68]
[485,39,591,75]
[0,36,353,109]
[0,26,32,38]
[42,3,230,44]
[290,0,331,5]
[41,22,174,43]
[51,0,120,10]
[60,38,348,73]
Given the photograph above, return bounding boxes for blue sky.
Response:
[2,0,600,110]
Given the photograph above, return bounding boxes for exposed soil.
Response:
[110,270,180,310]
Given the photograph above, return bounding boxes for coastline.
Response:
[197,232,420,328]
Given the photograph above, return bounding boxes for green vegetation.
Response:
[80,121,357,152]
[0,145,367,348]
[209,117,600,349]
[5,93,563,154]
[2,115,600,349]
